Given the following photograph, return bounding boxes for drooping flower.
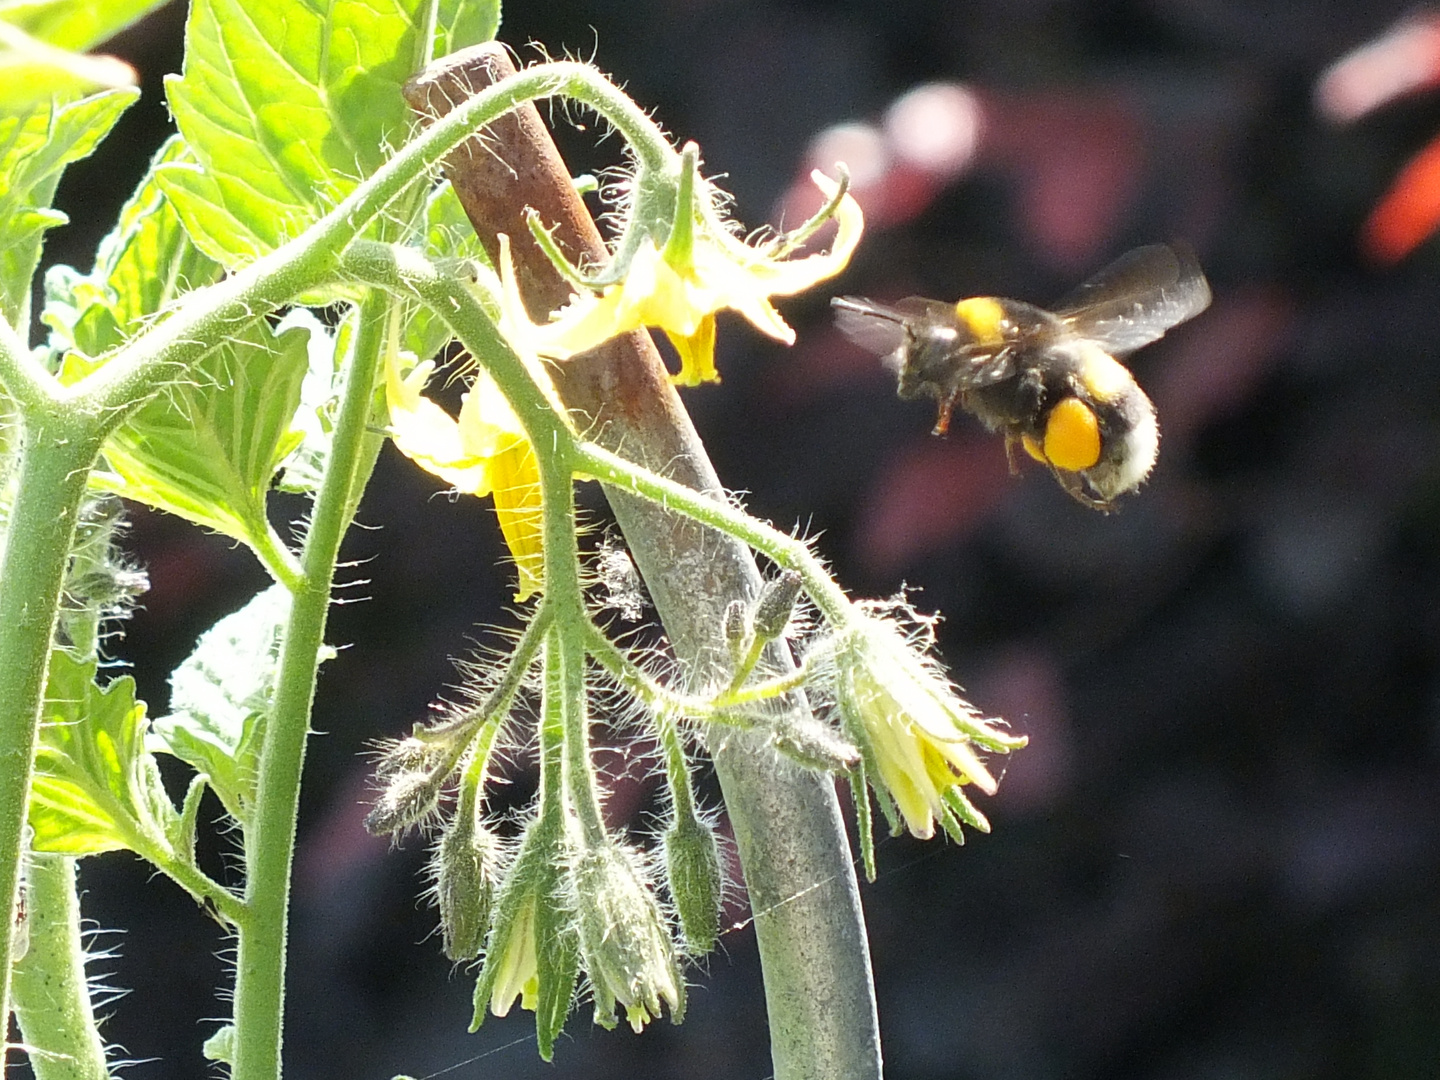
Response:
[384,346,544,600]
[383,235,556,600]
[532,167,864,385]
[570,839,683,1032]
[832,601,1026,840]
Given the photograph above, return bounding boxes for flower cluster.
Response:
[384,142,860,599]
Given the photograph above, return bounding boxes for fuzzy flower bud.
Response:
[752,569,803,643]
[434,810,501,962]
[771,712,862,773]
[364,769,443,836]
[571,840,683,1032]
[663,812,723,954]
[722,598,749,656]
[832,601,1026,840]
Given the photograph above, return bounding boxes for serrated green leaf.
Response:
[0,85,137,328]
[43,134,223,359]
[78,316,313,547]
[151,584,290,824]
[1,0,172,51]
[29,649,178,856]
[158,0,499,268]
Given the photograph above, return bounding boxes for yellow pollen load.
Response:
[1042,397,1102,471]
[953,296,1007,345]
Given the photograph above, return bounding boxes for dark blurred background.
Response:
[40,0,1440,1078]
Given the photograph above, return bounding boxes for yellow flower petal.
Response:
[488,439,544,601]
[528,168,864,382]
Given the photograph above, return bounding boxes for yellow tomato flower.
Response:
[384,339,543,602]
[835,607,1026,840]
[534,169,864,385]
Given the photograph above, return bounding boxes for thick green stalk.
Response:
[0,421,103,1029]
[230,296,388,1080]
[11,855,109,1080]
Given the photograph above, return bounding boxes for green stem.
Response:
[254,524,305,595]
[68,62,671,426]
[0,422,102,1029]
[0,319,59,414]
[230,294,388,1080]
[572,441,855,627]
[11,855,109,1080]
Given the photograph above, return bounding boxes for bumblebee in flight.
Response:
[832,243,1211,510]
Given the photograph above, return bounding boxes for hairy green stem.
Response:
[11,855,109,1080]
[571,441,856,627]
[230,294,388,1080]
[0,422,102,1028]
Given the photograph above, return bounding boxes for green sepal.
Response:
[28,649,178,857]
[848,765,876,884]
[533,884,580,1059]
[150,585,294,826]
[941,785,991,835]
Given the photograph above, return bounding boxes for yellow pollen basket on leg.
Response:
[1042,397,1102,471]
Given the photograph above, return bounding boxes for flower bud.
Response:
[722,599,749,656]
[663,812,723,954]
[752,569,803,643]
[364,770,442,836]
[832,604,1025,840]
[571,840,683,1032]
[771,711,861,773]
[470,816,580,1061]
[434,810,501,961]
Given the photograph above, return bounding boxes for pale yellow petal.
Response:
[743,170,865,297]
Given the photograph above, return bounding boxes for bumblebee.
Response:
[833,243,1211,510]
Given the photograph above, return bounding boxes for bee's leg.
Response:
[1004,435,1022,475]
[931,391,959,436]
[1053,466,1113,512]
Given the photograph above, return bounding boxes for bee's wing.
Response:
[1053,243,1212,357]
[832,295,954,355]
